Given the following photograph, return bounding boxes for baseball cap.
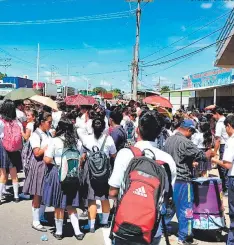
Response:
[180,119,196,131]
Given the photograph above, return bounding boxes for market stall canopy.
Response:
[30,95,58,111]
[4,88,39,101]
[143,95,173,108]
[65,94,90,106]
[205,104,216,111]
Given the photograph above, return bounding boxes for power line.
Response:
[0,10,136,26]
[143,26,224,65]
[141,10,232,60]
[141,33,234,68]
[144,56,194,77]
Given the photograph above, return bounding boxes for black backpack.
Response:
[87,135,111,183]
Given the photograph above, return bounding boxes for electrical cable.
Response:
[141,33,234,68]
[0,10,136,26]
[141,10,232,60]
[143,26,225,65]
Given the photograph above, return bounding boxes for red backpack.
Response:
[111,146,170,244]
[1,119,23,152]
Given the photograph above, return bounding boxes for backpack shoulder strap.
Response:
[34,129,43,144]
[100,135,108,151]
[129,146,143,157]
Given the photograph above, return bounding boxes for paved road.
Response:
[0,170,229,245]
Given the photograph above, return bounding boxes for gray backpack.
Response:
[86,135,111,183]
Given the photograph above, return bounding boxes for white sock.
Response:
[3,185,7,194]
[13,183,19,199]
[101,213,110,225]
[55,218,63,235]
[32,207,40,227]
[88,219,96,230]
[39,205,46,219]
[0,183,5,201]
[69,213,83,236]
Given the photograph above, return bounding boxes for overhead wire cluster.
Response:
[0,10,135,26]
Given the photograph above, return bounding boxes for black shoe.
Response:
[14,198,20,203]
[90,228,95,233]
[52,232,63,240]
[75,233,85,240]
[99,223,110,228]
[0,200,2,205]
[79,210,88,219]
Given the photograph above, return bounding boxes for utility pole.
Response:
[36,43,40,82]
[132,0,141,101]
[158,76,161,91]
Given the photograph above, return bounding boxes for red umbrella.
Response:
[86,96,98,105]
[65,95,89,106]
[143,95,173,108]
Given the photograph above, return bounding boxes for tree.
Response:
[93,87,107,95]
[160,86,170,93]
[111,88,121,94]
[0,72,7,80]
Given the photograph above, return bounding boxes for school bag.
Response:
[57,138,80,185]
[1,119,23,152]
[125,120,135,141]
[111,146,170,245]
[86,135,111,183]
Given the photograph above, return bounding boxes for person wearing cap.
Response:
[164,119,212,245]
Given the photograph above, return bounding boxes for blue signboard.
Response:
[187,68,233,88]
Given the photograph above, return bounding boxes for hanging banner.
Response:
[185,68,233,89]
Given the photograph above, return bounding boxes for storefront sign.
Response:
[185,68,233,88]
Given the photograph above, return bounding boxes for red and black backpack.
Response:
[111,146,171,245]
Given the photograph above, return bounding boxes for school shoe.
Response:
[177,239,198,245]
[14,198,20,203]
[79,210,88,219]
[74,233,85,240]
[52,232,63,240]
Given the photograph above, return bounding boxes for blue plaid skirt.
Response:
[0,141,13,169]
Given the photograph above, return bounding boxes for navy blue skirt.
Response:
[82,161,109,201]
[0,141,13,169]
[42,165,79,209]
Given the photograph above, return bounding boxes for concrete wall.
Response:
[162,93,190,110]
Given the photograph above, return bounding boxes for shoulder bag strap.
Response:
[100,135,108,152]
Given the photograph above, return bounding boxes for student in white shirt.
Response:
[81,117,117,233]
[212,115,234,245]
[109,110,176,245]
[212,107,229,194]
[43,117,84,241]
[15,100,27,123]
[23,112,52,232]
[21,109,37,141]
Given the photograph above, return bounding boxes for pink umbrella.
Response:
[65,95,89,106]
[143,95,173,108]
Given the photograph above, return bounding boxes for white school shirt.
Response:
[82,133,117,157]
[29,128,51,149]
[215,117,229,145]
[222,134,234,176]
[26,122,34,137]
[191,131,204,149]
[45,136,70,167]
[108,140,177,189]
[0,119,23,139]
[16,108,27,123]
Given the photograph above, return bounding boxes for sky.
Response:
[0,0,233,92]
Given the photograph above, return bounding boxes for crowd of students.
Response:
[0,98,233,245]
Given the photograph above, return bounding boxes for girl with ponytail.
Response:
[80,117,117,233]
